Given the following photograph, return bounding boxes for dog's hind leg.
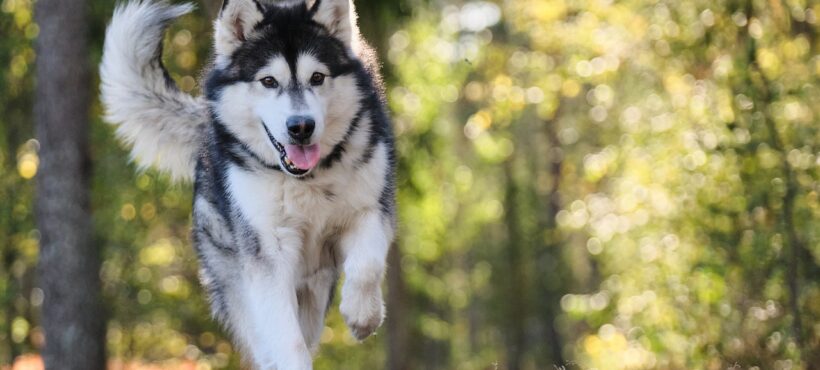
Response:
[223,260,313,370]
[214,228,313,370]
[297,268,338,352]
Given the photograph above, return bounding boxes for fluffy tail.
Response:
[100,1,208,182]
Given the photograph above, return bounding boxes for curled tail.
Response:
[100,1,208,182]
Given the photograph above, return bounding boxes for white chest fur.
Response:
[225,141,389,276]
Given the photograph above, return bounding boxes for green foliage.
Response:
[1,0,38,363]
[0,0,818,369]
[387,0,818,368]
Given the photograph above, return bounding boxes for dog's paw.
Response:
[340,284,384,340]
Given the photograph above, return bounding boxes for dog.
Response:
[100,0,396,368]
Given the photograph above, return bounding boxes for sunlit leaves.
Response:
[0,0,816,367]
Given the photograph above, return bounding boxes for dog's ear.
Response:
[307,0,356,47]
[214,0,265,56]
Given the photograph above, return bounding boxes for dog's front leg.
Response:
[338,210,392,340]
[229,244,312,370]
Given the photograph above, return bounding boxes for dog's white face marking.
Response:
[253,54,329,149]
[214,53,359,177]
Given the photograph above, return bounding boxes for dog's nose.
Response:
[286,115,315,142]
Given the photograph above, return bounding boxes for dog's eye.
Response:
[260,76,279,88]
[310,72,325,86]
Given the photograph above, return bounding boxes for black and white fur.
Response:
[100,1,396,368]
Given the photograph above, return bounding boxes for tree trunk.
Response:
[502,163,526,370]
[34,0,105,369]
[740,1,808,364]
[536,116,565,366]
[386,241,410,370]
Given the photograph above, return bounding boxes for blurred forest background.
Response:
[1,0,819,369]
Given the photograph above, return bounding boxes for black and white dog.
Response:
[100,0,395,368]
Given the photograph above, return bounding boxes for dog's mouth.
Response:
[263,124,320,177]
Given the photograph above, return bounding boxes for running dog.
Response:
[100,0,396,368]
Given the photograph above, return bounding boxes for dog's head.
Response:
[207,0,362,177]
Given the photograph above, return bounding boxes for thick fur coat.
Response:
[100,1,396,368]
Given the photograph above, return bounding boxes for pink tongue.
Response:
[284,144,321,170]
